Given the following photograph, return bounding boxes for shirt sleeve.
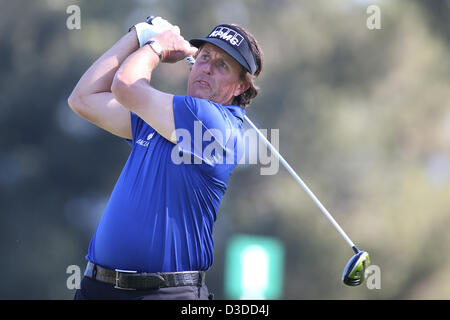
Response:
[124,111,145,147]
[172,95,234,167]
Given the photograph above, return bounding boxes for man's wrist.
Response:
[144,40,163,60]
[132,22,158,47]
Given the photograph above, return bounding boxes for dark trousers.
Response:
[74,276,213,300]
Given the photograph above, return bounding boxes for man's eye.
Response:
[201,54,209,60]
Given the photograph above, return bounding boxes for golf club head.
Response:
[342,248,370,286]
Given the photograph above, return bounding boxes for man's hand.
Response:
[134,16,174,47]
[147,16,174,31]
[153,26,198,63]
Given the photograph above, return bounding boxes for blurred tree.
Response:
[0,0,448,299]
[416,0,450,47]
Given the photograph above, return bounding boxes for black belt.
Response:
[84,261,206,290]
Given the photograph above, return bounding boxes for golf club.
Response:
[243,116,371,286]
[147,15,371,286]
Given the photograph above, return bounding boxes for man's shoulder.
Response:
[173,95,233,123]
[174,95,224,109]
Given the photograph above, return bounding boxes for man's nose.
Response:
[202,61,213,75]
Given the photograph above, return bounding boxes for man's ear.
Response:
[234,80,251,97]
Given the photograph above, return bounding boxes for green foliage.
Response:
[0,0,448,299]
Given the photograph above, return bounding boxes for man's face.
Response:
[187,43,249,105]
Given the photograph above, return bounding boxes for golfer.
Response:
[68,17,263,300]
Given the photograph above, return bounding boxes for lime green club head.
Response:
[342,248,371,286]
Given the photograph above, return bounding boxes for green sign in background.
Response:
[224,234,285,299]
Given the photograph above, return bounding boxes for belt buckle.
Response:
[114,268,137,290]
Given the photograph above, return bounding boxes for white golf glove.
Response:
[132,16,174,47]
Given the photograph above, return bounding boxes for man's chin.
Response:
[188,90,211,101]
[187,89,228,104]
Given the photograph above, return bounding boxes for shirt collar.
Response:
[225,105,246,122]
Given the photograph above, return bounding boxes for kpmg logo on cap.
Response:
[208,26,244,47]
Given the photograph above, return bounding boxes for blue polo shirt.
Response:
[86,95,245,272]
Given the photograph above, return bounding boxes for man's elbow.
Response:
[68,90,83,114]
[67,90,91,119]
[111,76,142,111]
[110,77,128,104]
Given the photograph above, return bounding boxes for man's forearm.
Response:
[70,30,139,98]
[111,43,160,109]
[111,27,196,112]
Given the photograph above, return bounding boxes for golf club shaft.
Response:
[183,54,357,251]
[244,115,356,250]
